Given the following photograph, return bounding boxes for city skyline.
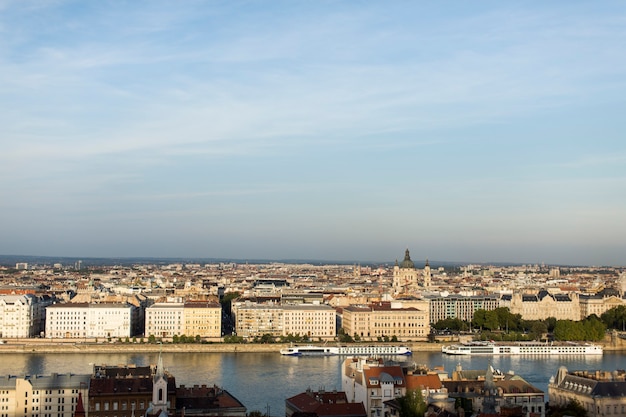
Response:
[1,2,625,266]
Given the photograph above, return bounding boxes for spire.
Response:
[73,392,86,417]
[156,344,164,378]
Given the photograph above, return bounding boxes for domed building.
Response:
[392,249,431,294]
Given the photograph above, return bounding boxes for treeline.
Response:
[431,306,626,342]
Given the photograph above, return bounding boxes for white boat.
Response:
[280,345,412,356]
[441,341,603,356]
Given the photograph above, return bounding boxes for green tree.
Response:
[396,389,427,417]
[601,305,626,330]
[148,334,156,344]
[547,399,587,417]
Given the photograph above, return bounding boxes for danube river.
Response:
[1,350,624,416]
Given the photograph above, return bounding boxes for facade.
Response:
[45,303,134,339]
[145,303,185,339]
[233,303,336,340]
[341,302,429,341]
[548,367,626,417]
[282,305,336,340]
[0,294,53,338]
[233,304,283,339]
[428,295,499,324]
[579,294,626,320]
[342,358,407,417]
[502,291,580,321]
[0,372,90,417]
[183,301,222,340]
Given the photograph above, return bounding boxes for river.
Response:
[0,350,622,415]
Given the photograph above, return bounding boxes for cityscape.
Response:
[1,251,626,417]
[2,1,626,417]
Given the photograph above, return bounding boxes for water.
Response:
[0,351,622,416]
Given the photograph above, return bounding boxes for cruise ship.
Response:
[280,345,412,356]
[441,341,603,356]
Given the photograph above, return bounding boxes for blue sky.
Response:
[1,1,625,265]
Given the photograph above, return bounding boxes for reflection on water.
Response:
[0,351,621,416]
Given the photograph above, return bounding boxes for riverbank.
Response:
[1,334,624,354]
[0,341,443,354]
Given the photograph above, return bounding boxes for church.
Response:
[392,249,431,294]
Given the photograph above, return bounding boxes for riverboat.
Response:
[280,345,412,356]
[441,341,603,356]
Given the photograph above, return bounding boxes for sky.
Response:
[1,1,625,266]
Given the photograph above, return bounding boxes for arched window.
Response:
[158,388,163,402]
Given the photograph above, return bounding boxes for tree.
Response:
[396,389,427,417]
[148,334,156,344]
[547,399,587,417]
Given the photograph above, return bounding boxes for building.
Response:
[282,304,336,340]
[88,359,176,417]
[233,303,336,340]
[341,302,428,341]
[183,301,222,340]
[145,303,185,339]
[502,291,580,321]
[579,292,626,320]
[176,384,247,417]
[233,304,283,339]
[0,372,90,417]
[392,249,430,294]
[286,389,366,417]
[0,294,53,338]
[548,367,626,417]
[442,364,545,417]
[342,358,407,417]
[45,303,135,339]
[428,295,499,324]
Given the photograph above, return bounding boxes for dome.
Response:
[399,249,415,269]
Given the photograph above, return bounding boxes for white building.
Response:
[145,303,185,338]
[0,294,53,338]
[342,357,407,417]
[45,303,134,339]
[0,372,90,417]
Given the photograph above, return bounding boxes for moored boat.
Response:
[441,341,603,356]
[280,345,412,356]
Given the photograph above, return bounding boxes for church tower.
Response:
[147,350,170,416]
[423,259,431,288]
[393,249,418,294]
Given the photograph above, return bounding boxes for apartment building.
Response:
[0,294,53,338]
[183,301,222,340]
[145,303,184,338]
[341,302,428,341]
[282,304,336,340]
[45,303,134,339]
[341,358,406,417]
[233,303,336,340]
[427,295,499,324]
[0,372,90,417]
